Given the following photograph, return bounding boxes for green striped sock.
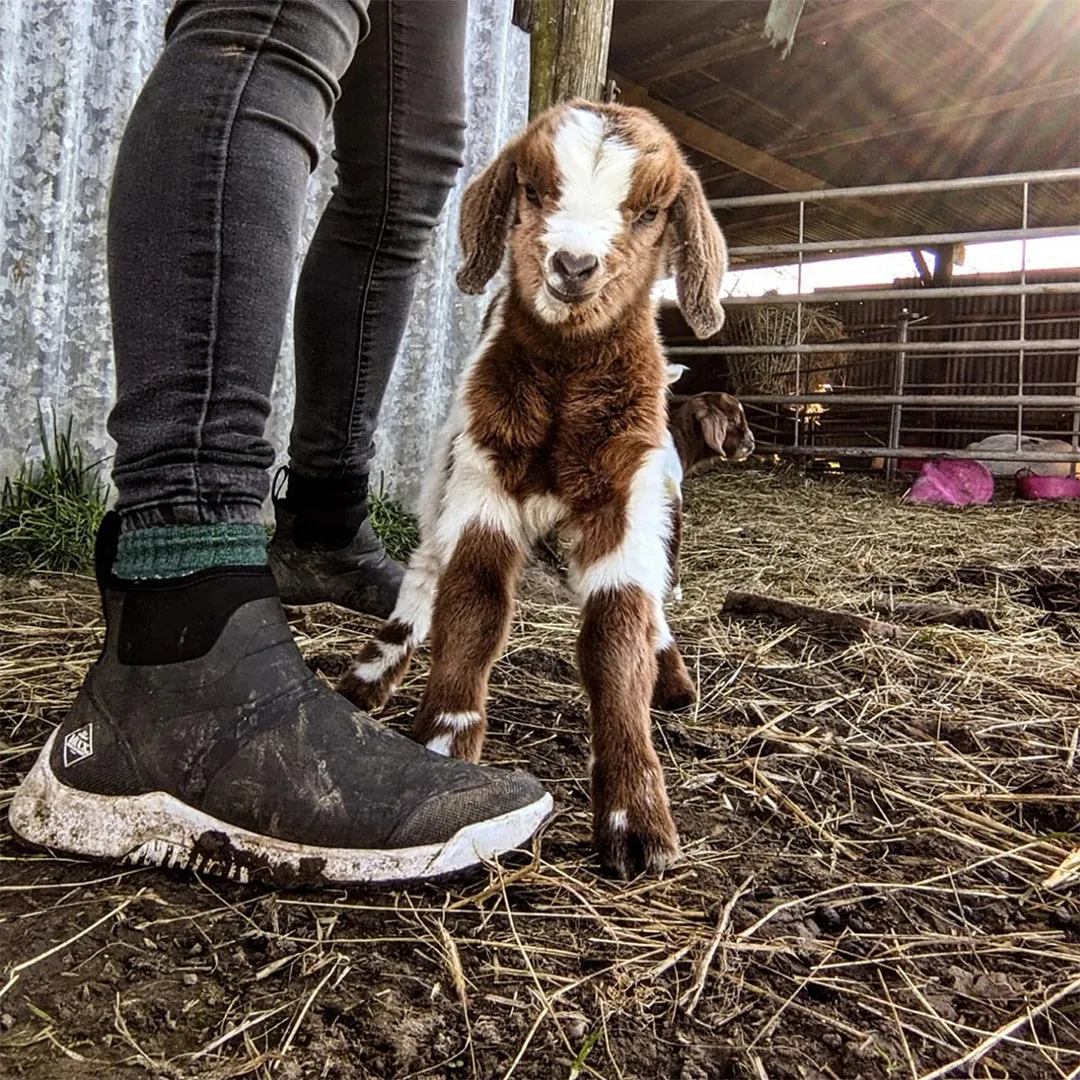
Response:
[114,523,268,580]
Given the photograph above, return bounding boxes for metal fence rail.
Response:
[708,167,1080,208]
[683,168,1080,477]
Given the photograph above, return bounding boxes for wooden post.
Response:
[522,0,615,120]
[931,244,957,286]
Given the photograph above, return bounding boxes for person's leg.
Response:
[9,0,551,883]
[269,0,468,618]
[107,0,360,545]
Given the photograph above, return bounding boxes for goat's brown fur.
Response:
[341,100,729,878]
[412,525,522,762]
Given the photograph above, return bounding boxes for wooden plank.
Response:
[612,72,829,192]
[765,78,1080,159]
[722,591,905,640]
[682,79,804,136]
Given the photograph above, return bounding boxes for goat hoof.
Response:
[337,669,392,713]
[652,647,697,711]
[596,810,679,880]
[652,681,697,712]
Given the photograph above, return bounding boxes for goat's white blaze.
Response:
[572,444,673,605]
[544,108,637,266]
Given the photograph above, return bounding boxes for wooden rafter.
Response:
[920,2,1026,92]
[612,72,920,242]
[612,72,828,192]
[682,80,800,136]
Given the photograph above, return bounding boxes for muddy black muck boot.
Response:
[10,514,552,885]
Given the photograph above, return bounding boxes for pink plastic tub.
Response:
[905,459,995,506]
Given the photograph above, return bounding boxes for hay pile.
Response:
[723,304,845,397]
[2,467,1079,1080]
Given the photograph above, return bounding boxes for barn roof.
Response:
[608,0,1080,261]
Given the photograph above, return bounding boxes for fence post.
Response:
[885,309,911,482]
[1071,350,1080,466]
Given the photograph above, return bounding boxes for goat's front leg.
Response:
[339,420,461,712]
[338,539,439,711]
[578,584,679,877]
[573,477,680,878]
[413,523,523,762]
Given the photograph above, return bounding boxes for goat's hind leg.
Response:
[652,494,697,712]
[653,609,696,712]
[412,523,523,762]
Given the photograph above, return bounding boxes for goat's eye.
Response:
[524,183,542,207]
[638,206,660,224]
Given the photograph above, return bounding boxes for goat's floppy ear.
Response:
[692,397,729,457]
[456,141,519,294]
[668,168,728,338]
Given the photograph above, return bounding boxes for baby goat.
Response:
[666,389,756,479]
[340,101,727,878]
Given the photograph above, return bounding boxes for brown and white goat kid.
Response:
[339,101,727,878]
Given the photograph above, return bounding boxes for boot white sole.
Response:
[10,730,554,885]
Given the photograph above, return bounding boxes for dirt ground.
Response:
[2,467,1079,1080]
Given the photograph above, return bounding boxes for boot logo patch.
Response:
[63,724,94,767]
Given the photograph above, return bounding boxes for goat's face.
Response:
[687,393,756,465]
[457,101,727,339]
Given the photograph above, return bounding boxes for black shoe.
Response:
[269,504,403,619]
[9,515,551,885]
[268,469,404,619]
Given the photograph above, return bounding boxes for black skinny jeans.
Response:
[107,0,467,529]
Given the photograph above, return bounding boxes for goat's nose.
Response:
[552,250,599,282]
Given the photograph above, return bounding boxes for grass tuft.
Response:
[367,477,420,563]
[0,412,108,575]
